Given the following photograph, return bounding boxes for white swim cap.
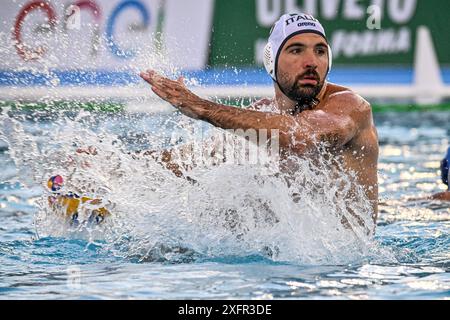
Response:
[263,13,332,81]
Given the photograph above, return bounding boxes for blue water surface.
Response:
[0,110,449,300]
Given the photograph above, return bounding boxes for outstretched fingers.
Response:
[139,70,153,84]
[143,70,187,87]
[140,69,195,108]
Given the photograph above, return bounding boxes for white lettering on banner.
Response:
[284,0,318,16]
[255,0,418,26]
[397,28,410,52]
[370,0,384,19]
[358,31,375,55]
[285,0,301,15]
[304,0,317,16]
[322,0,340,19]
[366,5,381,30]
[376,30,396,53]
[255,28,410,64]
[256,0,281,27]
[284,0,317,16]
[344,0,365,19]
[332,27,411,58]
[388,0,417,24]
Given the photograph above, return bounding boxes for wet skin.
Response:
[140,33,379,224]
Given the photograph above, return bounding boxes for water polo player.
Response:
[140,13,379,224]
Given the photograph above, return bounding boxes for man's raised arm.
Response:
[140,70,363,155]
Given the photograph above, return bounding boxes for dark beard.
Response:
[289,95,320,115]
[278,70,323,114]
[287,81,322,102]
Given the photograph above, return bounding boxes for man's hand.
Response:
[140,69,209,120]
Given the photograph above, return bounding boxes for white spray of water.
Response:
[0,110,395,265]
[0,1,395,264]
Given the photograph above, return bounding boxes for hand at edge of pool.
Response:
[429,191,450,201]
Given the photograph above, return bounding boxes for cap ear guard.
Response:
[327,44,333,73]
[263,41,276,81]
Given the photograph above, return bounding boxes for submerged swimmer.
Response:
[140,13,379,226]
[429,147,450,201]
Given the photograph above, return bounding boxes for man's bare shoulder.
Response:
[324,83,371,115]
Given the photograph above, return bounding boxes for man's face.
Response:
[276,33,329,102]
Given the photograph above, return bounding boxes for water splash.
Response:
[0,0,392,264]
[0,109,395,265]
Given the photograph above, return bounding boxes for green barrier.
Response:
[371,102,450,113]
[0,100,125,113]
[209,0,450,67]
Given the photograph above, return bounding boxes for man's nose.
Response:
[302,50,318,69]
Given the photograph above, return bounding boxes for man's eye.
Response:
[290,48,302,54]
[316,48,326,55]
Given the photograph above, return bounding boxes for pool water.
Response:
[0,108,449,299]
